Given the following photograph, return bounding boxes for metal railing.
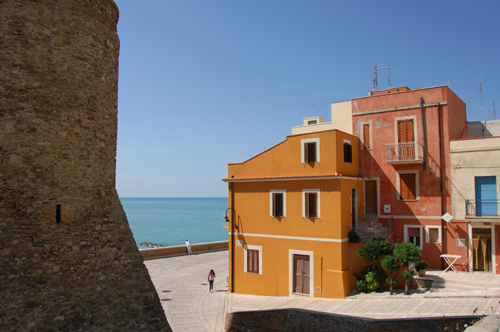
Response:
[384,142,424,163]
[466,199,499,218]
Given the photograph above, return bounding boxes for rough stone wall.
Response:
[225,309,480,332]
[0,1,171,330]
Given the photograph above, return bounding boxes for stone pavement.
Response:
[144,250,500,332]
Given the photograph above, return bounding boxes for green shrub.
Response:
[394,242,422,265]
[354,266,386,293]
[357,239,394,264]
[381,255,400,295]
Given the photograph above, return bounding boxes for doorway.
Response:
[364,180,378,215]
[472,228,492,272]
[293,254,310,295]
[351,188,358,229]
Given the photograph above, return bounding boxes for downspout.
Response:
[438,104,446,270]
[229,181,235,293]
[420,97,426,170]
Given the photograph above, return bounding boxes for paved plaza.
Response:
[144,250,500,332]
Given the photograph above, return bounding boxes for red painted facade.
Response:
[351,86,469,270]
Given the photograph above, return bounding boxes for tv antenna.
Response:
[493,101,497,120]
[479,78,486,121]
[371,60,391,91]
[467,78,486,121]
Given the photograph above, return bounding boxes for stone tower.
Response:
[0,1,171,330]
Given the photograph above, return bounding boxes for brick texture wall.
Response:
[0,1,171,330]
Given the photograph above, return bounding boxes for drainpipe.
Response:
[438,104,446,270]
[229,181,235,293]
[420,97,426,170]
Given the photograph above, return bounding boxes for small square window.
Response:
[244,245,262,274]
[343,140,352,163]
[399,172,418,201]
[303,189,320,218]
[426,226,441,243]
[247,249,259,274]
[363,124,371,149]
[457,238,467,247]
[305,142,317,163]
[405,225,422,249]
[270,190,286,217]
[301,138,320,163]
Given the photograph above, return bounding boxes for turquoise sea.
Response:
[120,197,229,249]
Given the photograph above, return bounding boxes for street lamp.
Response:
[224,207,237,229]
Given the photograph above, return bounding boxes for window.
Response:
[247,249,259,273]
[395,116,417,160]
[305,142,317,163]
[301,138,320,163]
[363,124,370,149]
[308,120,317,125]
[398,119,415,144]
[303,189,320,218]
[426,226,441,243]
[457,238,467,247]
[244,245,262,274]
[270,190,286,217]
[404,225,423,249]
[343,139,352,163]
[398,171,419,201]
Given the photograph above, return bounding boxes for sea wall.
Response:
[0,1,170,330]
[141,241,229,259]
[225,309,478,332]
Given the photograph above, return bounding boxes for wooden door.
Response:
[293,255,310,295]
[398,119,415,160]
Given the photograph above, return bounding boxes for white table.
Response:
[440,254,461,272]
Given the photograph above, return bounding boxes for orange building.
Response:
[223,129,365,298]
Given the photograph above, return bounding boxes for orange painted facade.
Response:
[224,130,367,298]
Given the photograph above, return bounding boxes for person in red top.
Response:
[208,269,216,293]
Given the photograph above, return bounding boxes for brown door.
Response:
[293,255,310,295]
[398,119,415,160]
[365,180,378,214]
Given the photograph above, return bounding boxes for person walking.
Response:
[185,239,192,255]
[208,269,216,293]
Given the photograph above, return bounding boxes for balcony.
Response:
[385,142,424,164]
[466,199,500,221]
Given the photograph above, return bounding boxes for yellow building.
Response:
[223,126,366,298]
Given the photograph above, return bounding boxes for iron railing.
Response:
[384,142,424,163]
[466,199,499,218]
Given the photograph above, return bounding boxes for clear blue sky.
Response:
[114,0,499,198]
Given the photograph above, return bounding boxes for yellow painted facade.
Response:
[224,130,368,298]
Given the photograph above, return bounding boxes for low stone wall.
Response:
[225,308,479,332]
[140,241,228,259]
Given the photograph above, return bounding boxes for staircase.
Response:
[354,214,392,243]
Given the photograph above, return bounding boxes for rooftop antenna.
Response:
[372,65,378,91]
[493,101,497,120]
[371,61,391,91]
[479,78,486,121]
[467,77,486,121]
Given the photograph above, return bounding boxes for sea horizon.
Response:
[120,197,229,249]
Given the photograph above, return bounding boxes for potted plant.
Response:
[348,230,360,243]
[415,260,430,276]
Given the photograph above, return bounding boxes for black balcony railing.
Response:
[384,142,424,164]
[466,199,499,218]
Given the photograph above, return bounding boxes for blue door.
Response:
[475,176,497,216]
